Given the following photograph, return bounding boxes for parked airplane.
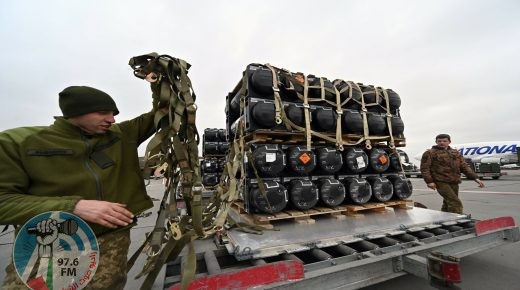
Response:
[414,141,519,165]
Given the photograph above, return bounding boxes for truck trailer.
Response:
[158,204,519,290]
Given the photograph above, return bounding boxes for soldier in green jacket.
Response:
[0,86,156,289]
[420,134,485,214]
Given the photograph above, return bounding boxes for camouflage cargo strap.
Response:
[126,53,203,290]
[263,64,396,151]
[126,53,263,289]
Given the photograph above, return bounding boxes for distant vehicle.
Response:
[415,141,519,165]
[394,149,421,177]
[464,158,504,180]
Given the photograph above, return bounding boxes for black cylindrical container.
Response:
[201,159,218,174]
[202,173,219,187]
[250,68,274,95]
[316,147,343,174]
[312,107,337,132]
[389,150,404,171]
[342,110,363,134]
[361,86,384,112]
[386,89,401,113]
[388,175,413,200]
[250,180,288,213]
[288,179,319,210]
[229,116,242,137]
[204,128,220,142]
[361,85,377,104]
[388,115,404,136]
[317,178,346,207]
[335,80,362,110]
[203,142,219,155]
[343,148,369,173]
[366,176,394,202]
[367,113,386,135]
[218,129,227,141]
[368,149,390,173]
[250,101,276,129]
[251,145,286,177]
[229,92,241,116]
[343,177,372,204]
[285,105,305,127]
[218,142,229,155]
[282,73,305,97]
[217,158,226,173]
[287,146,316,175]
[308,77,336,101]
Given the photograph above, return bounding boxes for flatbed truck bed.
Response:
[160,207,519,290]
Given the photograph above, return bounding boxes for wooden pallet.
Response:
[243,129,406,147]
[384,200,414,209]
[345,200,413,217]
[231,202,351,229]
[244,130,306,144]
[345,202,388,217]
[231,200,414,228]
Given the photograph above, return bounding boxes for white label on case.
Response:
[356,156,366,168]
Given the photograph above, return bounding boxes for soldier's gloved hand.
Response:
[427,182,437,190]
[73,200,134,229]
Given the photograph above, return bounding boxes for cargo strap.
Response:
[266,64,363,151]
[302,74,312,150]
[274,65,398,150]
[358,82,372,149]
[245,151,272,211]
[333,80,343,151]
[127,53,205,290]
[381,89,396,149]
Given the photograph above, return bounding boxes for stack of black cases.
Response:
[201,128,228,188]
[224,64,412,214]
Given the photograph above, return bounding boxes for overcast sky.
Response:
[1,0,519,160]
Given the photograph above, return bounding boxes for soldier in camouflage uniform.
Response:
[0,86,157,289]
[420,134,485,214]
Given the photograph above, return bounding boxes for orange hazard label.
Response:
[378,155,388,164]
[299,153,311,164]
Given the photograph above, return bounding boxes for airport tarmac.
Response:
[1,170,519,289]
[363,169,520,290]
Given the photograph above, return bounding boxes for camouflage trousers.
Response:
[2,229,130,290]
[436,182,463,214]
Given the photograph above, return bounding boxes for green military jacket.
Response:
[0,111,156,236]
[420,145,478,184]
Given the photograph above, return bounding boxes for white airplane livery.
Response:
[415,141,519,165]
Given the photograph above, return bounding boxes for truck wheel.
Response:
[492,176,500,180]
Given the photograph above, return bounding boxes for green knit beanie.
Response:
[59,86,119,118]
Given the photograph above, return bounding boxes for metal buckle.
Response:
[170,222,182,240]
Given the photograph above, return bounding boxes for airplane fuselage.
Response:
[414,141,519,165]
[453,141,518,164]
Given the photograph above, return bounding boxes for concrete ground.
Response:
[1,170,519,289]
[362,169,520,290]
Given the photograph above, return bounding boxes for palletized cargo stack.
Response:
[225,63,413,215]
[201,128,228,188]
